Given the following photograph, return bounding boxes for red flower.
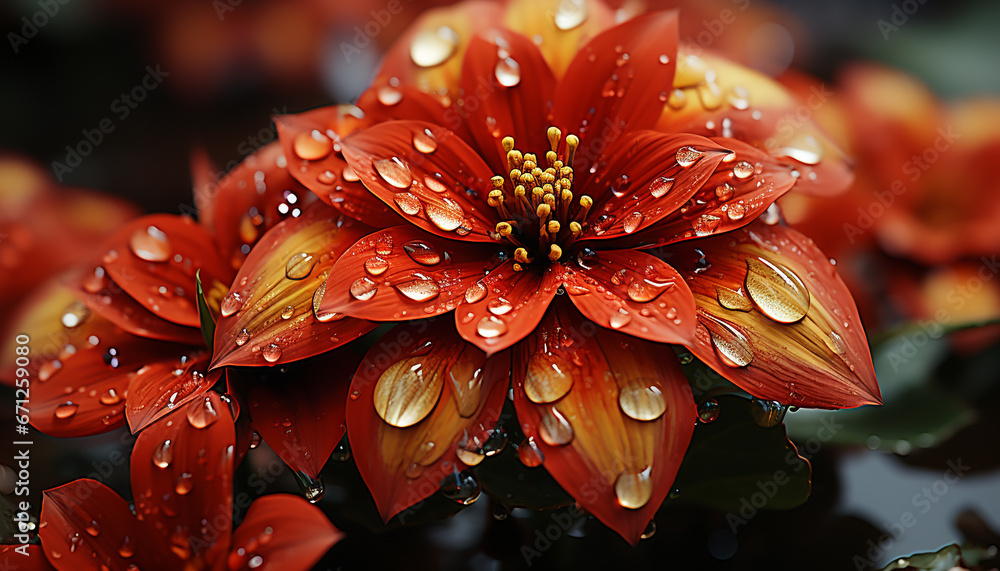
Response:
[34,392,341,570]
[204,0,879,543]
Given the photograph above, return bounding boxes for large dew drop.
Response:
[615,467,653,509]
[186,396,220,429]
[403,240,441,266]
[374,157,413,189]
[538,407,574,446]
[425,198,465,231]
[409,26,460,68]
[649,176,675,198]
[285,252,316,280]
[708,318,754,368]
[618,383,667,421]
[373,359,443,427]
[744,257,810,323]
[495,57,522,88]
[675,146,703,167]
[394,274,441,302]
[152,439,173,468]
[350,277,378,301]
[292,131,332,161]
[524,353,573,404]
[129,225,171,262]
[554,0,588,30]
[393,192,422,216]
[476,316,507,338]
[715,286,753,312]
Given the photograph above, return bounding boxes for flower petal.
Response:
[320,226,500,322]
[502,0,615,78]
[553,10,678,172]
[232,348,361,478]
[200,141,321,271]
[274,106,402,228]
[657,51,852,196]
[512,301,696,544]
[559,248,696,344]
[1,544,53,570]
[662,221,880,408]
[341,120,501,242]
[357,76,456,128]
[125,353,217,433]
[94,214,233,328]
[455,259,561,355]
[461,32,556,173]
[347,320,508,521]
[210,204,376,369]
[130,392,235,565]
[227,494,343,571]
[40,480,174,570]
[576,131,730,241]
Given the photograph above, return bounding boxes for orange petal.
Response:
[210,203,376,369]
[40,480,176,570]
[200,141,320,273]
[553,10,678,170]
[227,494,343,571]
[125,353,217,432]
[0,544,53,570]
[657,51,852,197]
[502,0,615,78]
[455,259,561,356]
[130,392,235,566]
[347,320,508,520]
[559,248,696,344]
[341,120,502,242]
[663,221,880,409]
[512,301,696,544]
[320,226,500,322]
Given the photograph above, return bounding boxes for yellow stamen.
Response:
[578,195,593,221]
[547,127,562,152]
[515,248,533,265]
[569,221,582,237]
[496,221,513,237]
[548,244,562,262]
[565,134,579,168]
[491,176,504,190]
[502,137,515,154]
[547,220,561,235]
[513,262,524,272]
[536,203,551,223]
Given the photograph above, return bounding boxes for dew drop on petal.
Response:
[524,353,573,403]
[495,57,522,87]
[395,275,441,302]
[615,467,652,509]
[350,277,378,301]
[364,256,389,276]
[410,25,459,68]
[412,128,439,154]
[554,0,588,30]
[293,130,332,161]
[675,146,703,167]
[726,202,746,221]
[129,225,171,262]
[374,157,413,189]
[99,388,121,406]
[708,318,754,368]
[393,192,422,215]
[487,297,512,316]
[609,308,632,329]
[476,316,508,338]
[186,396,220,429]
[153,439,173,468]
[618,383,666,421]
[220,291,244,317]
[425,198,465,231]
[54,401,78,419]
[517,437,544,467]
[744,257,810,323]
[262,343,282,363]
[285,252,316,280]
[649,176,674,198]
[235,328,250,346]
[622,211,643,234]
[732,160,754,179]
[464,282,487,304]
[403,240,441,265]
[538,406,574,446]
[280,305,294,319]
[750,399,787,428]
[715,286,753,312]
[825,331,847,355]
[175,473,194,495]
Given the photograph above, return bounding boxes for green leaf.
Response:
[672,396,811,512]
[195,270,216,348]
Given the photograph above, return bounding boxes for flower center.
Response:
[489,127,592,270]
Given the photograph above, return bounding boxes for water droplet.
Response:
[129,225,171,262]
[364,256,389,275]
[350,277,378,301]
[280,305,294,319]
[374,157,413,189]
[525,353,573,403]
[476,316,507,338]
[296,472,325,503]
[732,160,754,179]
[118,536,134,558]
[373,358,443,428]
[410,25,459,68]
[744,257,810,323]
[615,467,652,509]
[675,146,703,167]
[262,343,282,363]
[405,463,424,479]
[715,286,753,312]
[609,309,632,329]
[220,291,244,317]
[375,233,394,255]
[750,399,787,428]
[517,437,545,467]
[395,274,440,302]
[622,211,643,234]
[538,407,574,446]
[425,198,465,231]
[393,192,422,215]
[495,56,522,87]
[236,328,250,346]
[153,439,173,468]
[440,471,481,505]
[487,297,512,316]
[456,446,485,467]
[554,0,588,30]
[54,402,78,419]
[781,133,823,165]
[403,240,441,265]
[825,331,847,355]
[707,317,753,367]
[377,84,402,106]
[186,396,220,429]
[697,398,720,423]
[99,388,121,405]
[464,282,487,303]
[726,202,746,221]
[85,520,100,536]
[627,278,668,303]
[175,473,194,495]
[293,130,332,161]
[412,129,439,154]
[618,382,666,421]
[641,520,657,539]
[285,252,316,280]
[61,302,90,328]
[649,176,675,198]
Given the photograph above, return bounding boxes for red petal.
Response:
[202,141,320,272]
[576,131,730,241]
[663,221,880,408]
[512,301,696,544]
[357,77,455,128]
[553,11,678,172]
[96,214,232,327]
[40,480,174,570]
[320,226,500,322]
[461,32,556,173]
[130,392,235,565]
[1,544,53,569]
[455,259,561,355]
[227,494,343,571]
[347,320,508,520]
[274,106,401,227]
[341,120,501,242]
[233,348,361,478]
[210,205,376,369]
[559,248,696,345]
[125,353,217,432]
